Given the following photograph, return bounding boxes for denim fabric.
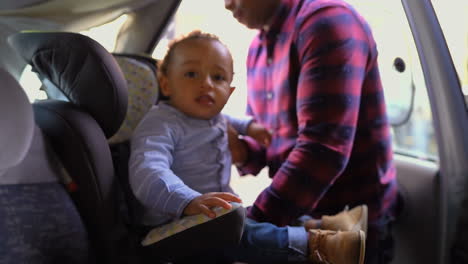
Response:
[222,218,308,264]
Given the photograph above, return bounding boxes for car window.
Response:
[19,15,128,102]
[345,1,438,161]
[19,65,47,102]
[431,0,468,108]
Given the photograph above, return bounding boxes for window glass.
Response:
[346,0,438,161]
[19,65,47,102]
[431,0,468,107]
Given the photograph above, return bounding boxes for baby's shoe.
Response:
[308,229,365,264]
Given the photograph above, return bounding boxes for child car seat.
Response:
[8,31,246,264]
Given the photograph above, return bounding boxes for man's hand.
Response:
[227,123,249,166]
[246,121,272,147]
[184,192,242,218]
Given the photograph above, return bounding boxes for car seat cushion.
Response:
[140,203,245,262]
[141,202,244,246]
[0,183,93,264]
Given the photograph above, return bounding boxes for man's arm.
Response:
[249,6,369,226]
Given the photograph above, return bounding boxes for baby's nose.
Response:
[202,77,214,89]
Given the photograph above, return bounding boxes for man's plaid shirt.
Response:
[239,0,399,226]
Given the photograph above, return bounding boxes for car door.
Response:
[404,0,468,263]
[346,0,468,263]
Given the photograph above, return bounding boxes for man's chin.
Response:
[245,21,265,30]
[236,17,261,30]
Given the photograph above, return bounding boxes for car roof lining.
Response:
[0,0,178,78]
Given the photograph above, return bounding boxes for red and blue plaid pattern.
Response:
[241,0,399,226]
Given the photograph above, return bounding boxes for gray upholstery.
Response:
[0,183,93,264]
[1,125,59,184]
[0,68,34,173]
[8,32,130,263]
[0,68,93,263]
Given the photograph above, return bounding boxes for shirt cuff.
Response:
[164,185,201,219]
[236,116,254,135]
[287,226,309,261]
[236,135,266,176]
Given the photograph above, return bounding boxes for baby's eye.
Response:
[184,71,198,78]
[212,74,226,82]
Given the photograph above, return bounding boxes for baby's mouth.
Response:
[196,95,214,106]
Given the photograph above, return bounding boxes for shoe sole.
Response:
[358,230,366,264]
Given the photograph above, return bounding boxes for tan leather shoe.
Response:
[322,205,368,235]
[308,229,366,264]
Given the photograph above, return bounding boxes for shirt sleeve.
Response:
[249,6,369,225]
[236,135,267,176]
[222,114,253,135]
[129,109,200,220]
[223,114,267,175]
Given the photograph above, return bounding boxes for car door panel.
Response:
[392,154,439,264]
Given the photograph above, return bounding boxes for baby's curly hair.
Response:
[158,30,233,77]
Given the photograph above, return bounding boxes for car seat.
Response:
[0,68,94,263]
[8,31,131,264]
[8,31,246,264]
[108,53,160,237]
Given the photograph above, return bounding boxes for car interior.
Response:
[0,67,93,263]
[1,30,246,264]
[0,0,467,264]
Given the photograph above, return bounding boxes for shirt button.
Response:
[267,58,273,65]
[266,92,273,100]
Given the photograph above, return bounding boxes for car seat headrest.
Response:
[7,32,128,138]
[108,55,159,144]
[0,68,34,172]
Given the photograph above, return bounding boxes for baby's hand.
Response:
[247,122,272,147]
[183,192,242,218]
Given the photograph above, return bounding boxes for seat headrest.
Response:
[0,68,34,171]
[7,32,128,138]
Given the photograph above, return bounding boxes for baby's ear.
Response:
[159,75,170,97]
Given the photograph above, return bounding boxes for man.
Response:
[224,0,400,263]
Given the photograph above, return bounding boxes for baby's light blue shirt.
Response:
[129,102,252,226]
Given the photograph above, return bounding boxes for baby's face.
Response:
[160,38,234,120]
